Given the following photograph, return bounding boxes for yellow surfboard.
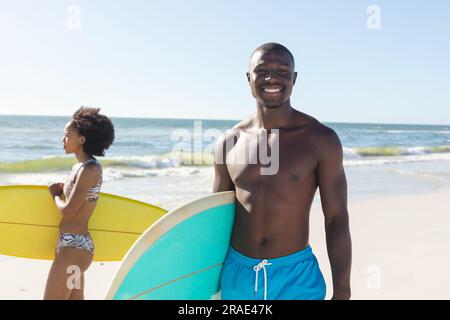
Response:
[0,185,167,261]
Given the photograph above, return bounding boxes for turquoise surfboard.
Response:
[105,191,236,300]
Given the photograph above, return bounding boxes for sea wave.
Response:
[344,153,450,167]
[3,166,212,185]
[0,151,214,173]
[347,129,450,134]
[384,130,450,134]
[344,146,450,158]
[0,145,449,173]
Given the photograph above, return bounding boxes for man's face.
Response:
[247,49,297,108]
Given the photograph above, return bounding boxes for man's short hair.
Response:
[251,42,295,65]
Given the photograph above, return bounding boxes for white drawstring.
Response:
[253,259,272,300]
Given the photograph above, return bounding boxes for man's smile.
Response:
[261,85,284,94]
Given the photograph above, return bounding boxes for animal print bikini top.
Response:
[63,158,102,202]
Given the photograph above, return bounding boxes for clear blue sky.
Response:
[0,0,449,124]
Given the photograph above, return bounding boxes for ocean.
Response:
[1,115,450,211]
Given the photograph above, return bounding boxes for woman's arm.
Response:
[52,165,101,220]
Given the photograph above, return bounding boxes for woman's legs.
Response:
[44,247,93,300]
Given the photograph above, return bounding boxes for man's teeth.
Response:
[264,88,281,93]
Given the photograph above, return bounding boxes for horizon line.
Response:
[0,113,449,127]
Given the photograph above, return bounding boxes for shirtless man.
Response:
[214,43,352,300]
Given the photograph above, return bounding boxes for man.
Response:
[213,43,352,300]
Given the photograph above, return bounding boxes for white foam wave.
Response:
[344,153,450,167]
[351,129,450,134]
[3,172,68,185]
[107,155,182,169]
[343,148,360,159]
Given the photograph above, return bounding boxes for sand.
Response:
[1,191,449,300]
[0,259,120,300]
[310,191,450,300]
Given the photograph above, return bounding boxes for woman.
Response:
[44,107,115,300]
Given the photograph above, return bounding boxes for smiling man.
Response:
[214,43,352,300]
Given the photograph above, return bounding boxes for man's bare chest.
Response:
[226,131,318,188]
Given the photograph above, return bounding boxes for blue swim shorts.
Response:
[220,245,326,300]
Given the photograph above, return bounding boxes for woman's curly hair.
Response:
[71,107,115,157]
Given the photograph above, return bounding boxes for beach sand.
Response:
[0,260,120,300]
[310,191,450,300]
[1,191,449,300]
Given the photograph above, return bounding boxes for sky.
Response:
[0,0,449,125]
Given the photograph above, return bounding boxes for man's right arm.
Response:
[213,133,235,192]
